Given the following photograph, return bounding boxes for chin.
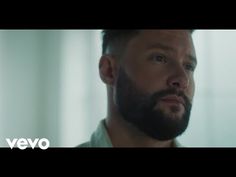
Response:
[162,106,185,121]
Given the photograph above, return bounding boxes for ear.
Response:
[99,55,118,86]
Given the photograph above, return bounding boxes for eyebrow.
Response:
[147,43,197,65]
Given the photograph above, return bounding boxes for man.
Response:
[79,30,197,147]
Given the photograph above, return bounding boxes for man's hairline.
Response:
[104,30,194,59]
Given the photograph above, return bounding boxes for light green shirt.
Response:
[78,119,113,147]
[78,119,182,147]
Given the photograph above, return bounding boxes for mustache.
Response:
[150,88,192,109]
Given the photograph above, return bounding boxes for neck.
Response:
[105,114,174,147]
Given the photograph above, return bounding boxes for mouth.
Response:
[160,95,186,107]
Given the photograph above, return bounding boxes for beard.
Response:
[115,67,192,141]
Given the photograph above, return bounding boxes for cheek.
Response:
[132,73,166,94]
[187,80,195,100]
[122,62,168,93]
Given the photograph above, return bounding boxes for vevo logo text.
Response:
[6,138,50,150]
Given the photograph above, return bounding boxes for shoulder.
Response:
[76,119,113,148]
[173,140,184,147]
[76,141,92,148]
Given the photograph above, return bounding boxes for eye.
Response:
[150,54,167,63]
[184,63,196,72]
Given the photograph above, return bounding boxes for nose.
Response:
[167,66,189,90]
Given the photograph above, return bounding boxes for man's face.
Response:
[114,30,197,141]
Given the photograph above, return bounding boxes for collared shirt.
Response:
[78,119,113,147]
[78,119,182,147]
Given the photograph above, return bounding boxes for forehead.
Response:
[126,30,196,57]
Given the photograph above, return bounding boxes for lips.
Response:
[161,95,185,107]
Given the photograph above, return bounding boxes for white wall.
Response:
[59,30,106,146]
[178,30,236,147]
[0,30,105,147]
[0,30,62,146]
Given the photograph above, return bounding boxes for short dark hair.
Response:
[102,30,194,56]
[102,30,140,55]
